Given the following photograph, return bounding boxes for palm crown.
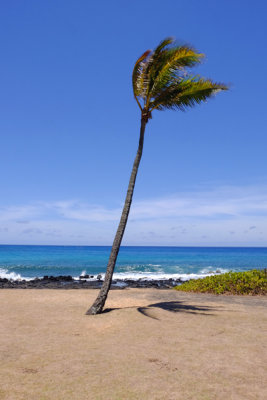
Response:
[132,37,228,121]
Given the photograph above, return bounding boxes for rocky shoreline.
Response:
[0,275,184,289]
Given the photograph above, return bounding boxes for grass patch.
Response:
[175,269,267,295]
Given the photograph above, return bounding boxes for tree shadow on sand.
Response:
[103,301,221,320]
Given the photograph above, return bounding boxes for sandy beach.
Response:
[0,289,266,400]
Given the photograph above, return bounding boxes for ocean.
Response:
[0,245,266,282]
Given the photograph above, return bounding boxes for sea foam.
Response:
[75,269,224,282]
[0,268,26,281]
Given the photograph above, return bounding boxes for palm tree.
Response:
[86,37,228,315]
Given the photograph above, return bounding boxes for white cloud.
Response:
[0,184,267,245]
[130,185,267,220]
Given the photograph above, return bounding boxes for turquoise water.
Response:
[0,245,266,281]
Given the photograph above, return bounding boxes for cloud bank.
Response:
[0,184,266,246]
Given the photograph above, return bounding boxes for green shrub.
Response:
[175,269,267,295]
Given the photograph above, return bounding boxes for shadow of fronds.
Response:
[103,301,220,319]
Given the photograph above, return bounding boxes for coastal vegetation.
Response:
[175,269,267,295]
[87,37,228,315]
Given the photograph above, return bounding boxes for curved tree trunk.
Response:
[86,118,147,315]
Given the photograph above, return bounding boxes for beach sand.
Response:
[0,289,266,400]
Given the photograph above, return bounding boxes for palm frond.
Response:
[149,46,204,98]
[152,37,174,55]
[134,38,174,105]
[176,79,228,111]
[132,50,152,100]
[150,78,228,111]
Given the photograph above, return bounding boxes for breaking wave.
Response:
[0,268,29,281]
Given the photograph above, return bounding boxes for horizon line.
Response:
[0,244,266,249]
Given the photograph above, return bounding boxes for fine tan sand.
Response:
[0,289,266,400]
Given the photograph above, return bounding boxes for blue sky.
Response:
[0,0,266,246]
